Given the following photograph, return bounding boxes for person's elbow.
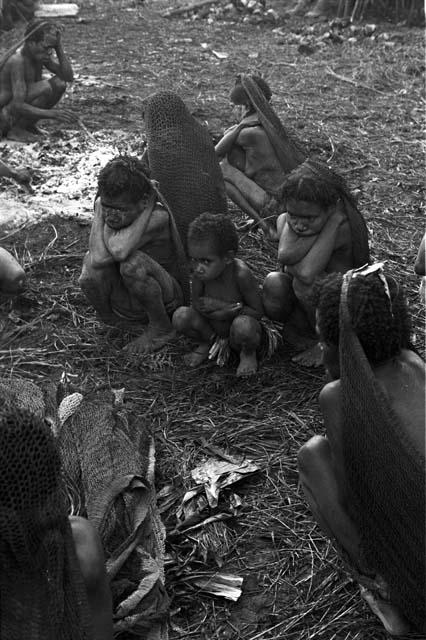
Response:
[59,69,74,83]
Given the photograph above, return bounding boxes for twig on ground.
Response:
[161,0,223,17]
[326,67,386,95]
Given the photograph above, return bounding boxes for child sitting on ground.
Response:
[173,213,276,376]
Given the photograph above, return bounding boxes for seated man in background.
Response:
[262,160,369,366]
[0,19,76,142]
[215,74,305,236]
[298,265,425,636]
[0,404,113,639]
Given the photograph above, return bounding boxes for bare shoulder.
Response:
[376,349,425,389]
[319,379,343,447]
[8,51,24,66]
[319,379,341,411]
[399,348,425,371]
[147,204,170,231]
[234,257,256,282]
[334,218,352,248]
[3,51,25,75]
[69,516,106,588]
[375,349,425,454]
[238,125,267,146]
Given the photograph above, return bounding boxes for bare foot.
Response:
[184,343,210,367]
[124,327,176,354]
[283,322,317,351]
[7,127,40,143]
[292,342,323,367]
[360,587,412,636]
[236,350,258,377]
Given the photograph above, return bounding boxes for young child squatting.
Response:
[173,213,265,376]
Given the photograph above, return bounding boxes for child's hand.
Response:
[196,297,226,315]
[207,303,243,321]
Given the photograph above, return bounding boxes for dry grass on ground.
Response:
[0,2,424,638]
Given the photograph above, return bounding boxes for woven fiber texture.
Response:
[240,74,306,174]
[144,91,228,252]
[339,272,425,632]
[58,391,169,639]
[0,393,93,640]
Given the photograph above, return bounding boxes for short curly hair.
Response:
[25,19,53,43]
[188,213,239,256]
[314,271,412,365]
[97,155,152,203]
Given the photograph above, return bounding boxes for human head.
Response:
[97,155,153,229]
[279,160,353,236]
[24,20,58,60]
[187,213,238,281]
[230,74,272,110]
[314,268,412,377]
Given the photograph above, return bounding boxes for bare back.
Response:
[320,349,425,498]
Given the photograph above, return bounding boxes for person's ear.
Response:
[224,250,235,264]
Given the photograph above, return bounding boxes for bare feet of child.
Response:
[124,327,176,354]
[236,349,258,377]
[292,342,323,367]
[184,343,210,367]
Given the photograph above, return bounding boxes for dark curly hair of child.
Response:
[232,74,272,103]
[97,155,152,203]
[188,213,239,256]
[314,270,412,365]
[278,159,358,211]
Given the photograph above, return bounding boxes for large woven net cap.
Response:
[143,91,228,250]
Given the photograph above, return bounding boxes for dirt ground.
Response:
[0,1,424,638]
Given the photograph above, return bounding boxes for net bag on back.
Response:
[0,400,93,640]
[240,74,306,174]
[339,270,425,632]
[144,91,228,251]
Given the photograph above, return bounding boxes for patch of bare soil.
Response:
[0,1,424,639]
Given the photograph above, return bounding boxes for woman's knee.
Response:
[263,271,292,299]
[297,435,329,478]
[262,271,295,320]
